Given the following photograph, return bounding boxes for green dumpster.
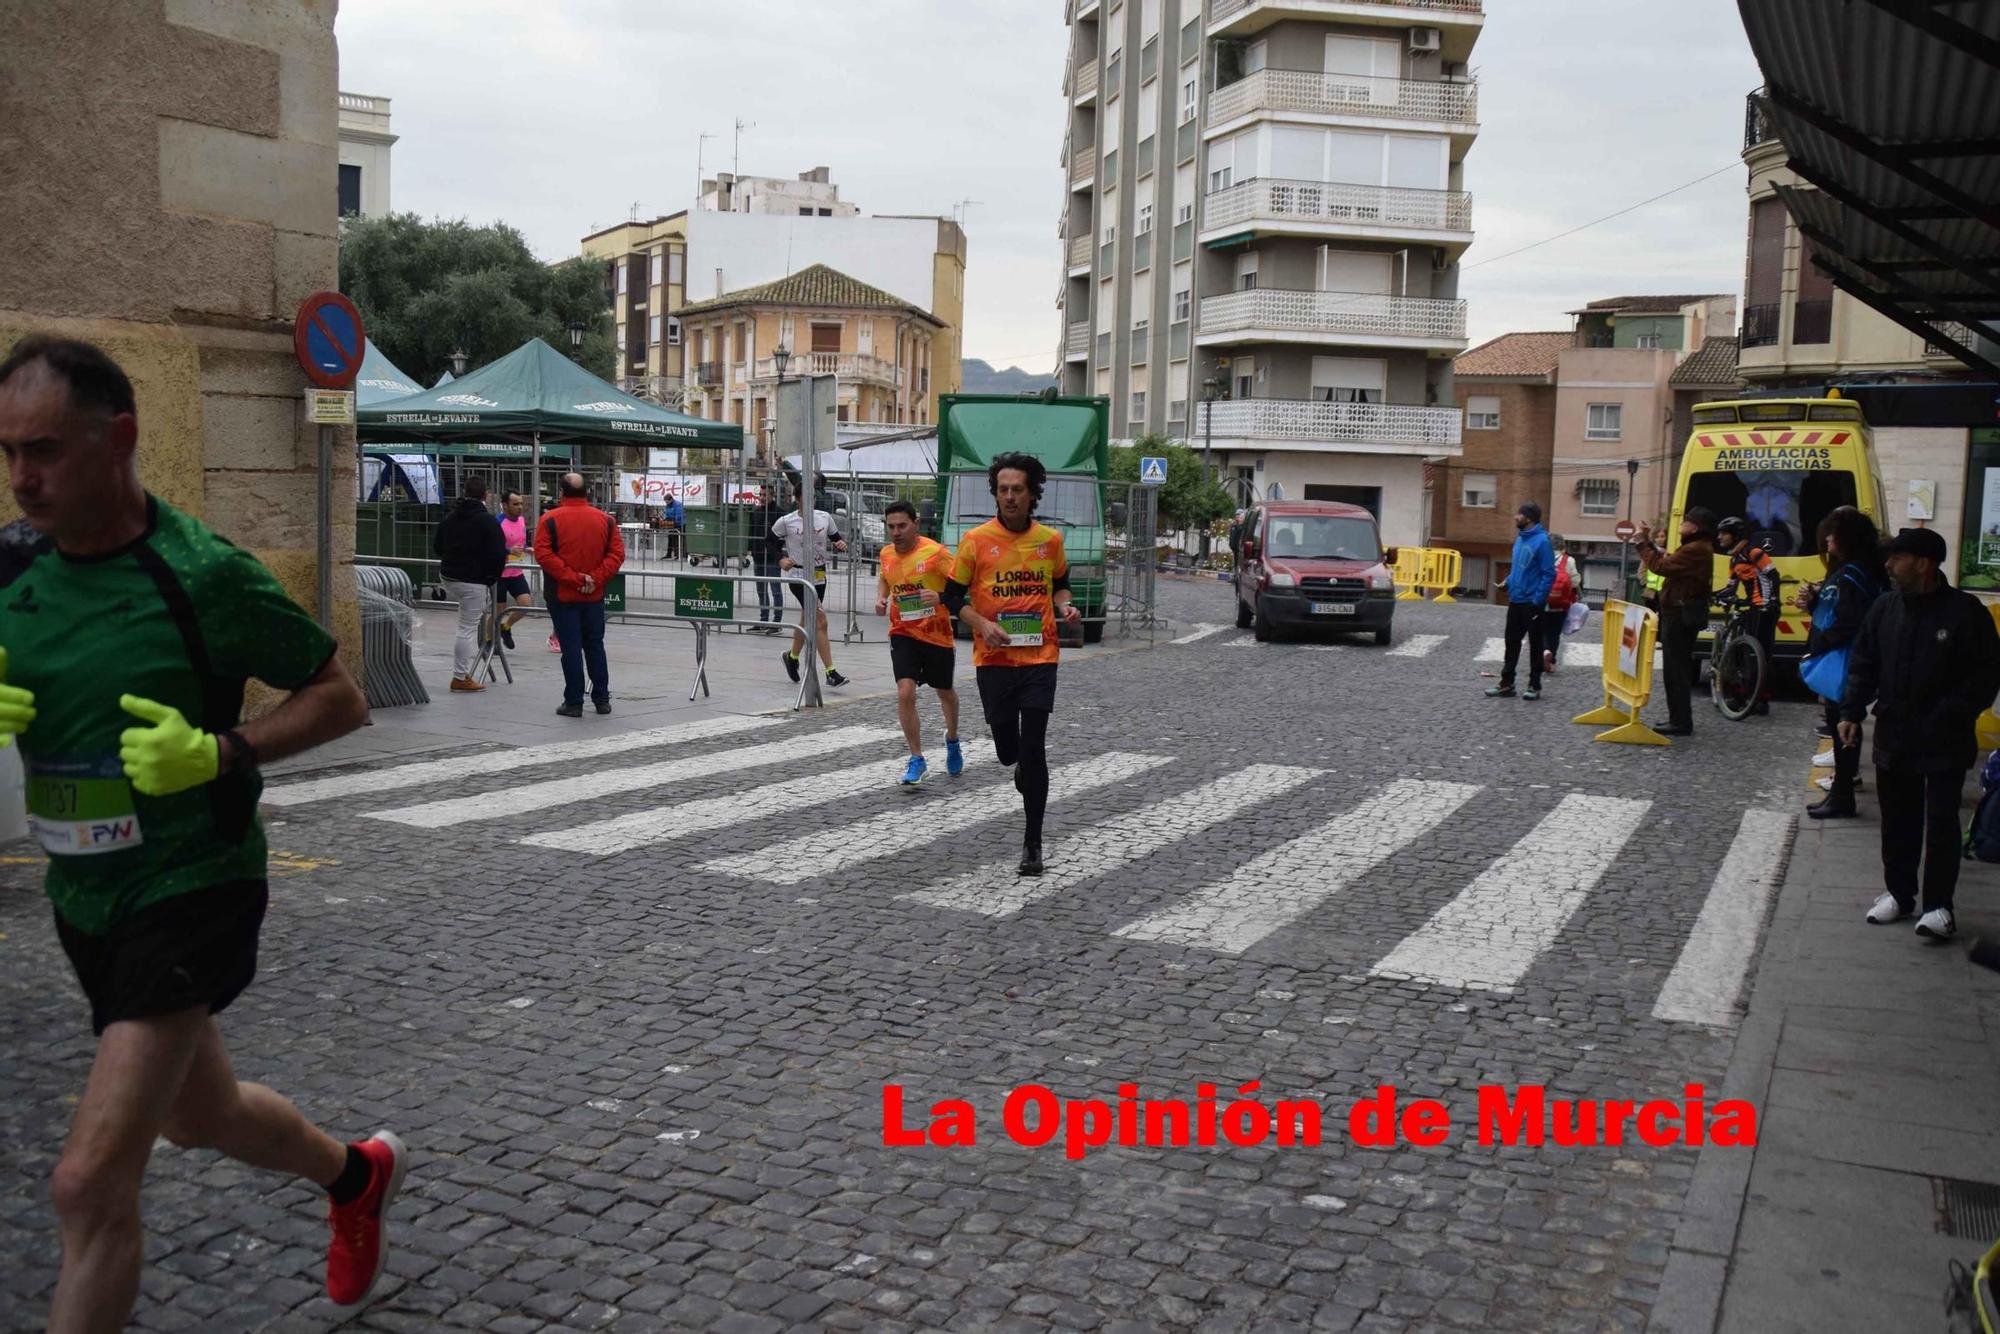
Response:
[683,505,759,569]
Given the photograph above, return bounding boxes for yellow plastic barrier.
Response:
[1392,547,1425,601]
[1417,547,1462,603]
[1573,599,1669,746]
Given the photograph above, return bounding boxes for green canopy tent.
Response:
[353,339,425,407]
[357,337,744,527]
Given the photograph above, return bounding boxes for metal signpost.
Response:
[775,374,838,707]
[674,575,735,699]
[293,290,365,630]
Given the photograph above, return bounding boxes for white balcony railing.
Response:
[1205,398,1463,449]
[1069,145,1097,184]
[1067,233,1093,269]
[1072,60,1100,100]
[1207,68,1476,129]
[1202,178,1473,235]
[752,352,904,386]
[1066,322,1090,358]
[338,92,389,114]
[1211,0,1481,20]
[1199,288,1467,342]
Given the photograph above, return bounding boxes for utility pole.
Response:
[733,117,755,179]
[696,131,717,204]
[1620,455,1640,600]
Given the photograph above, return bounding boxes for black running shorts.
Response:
[499,573,532,599]
[56,880,268,1036]
[975,663,1059,717]
[890,636,955,690]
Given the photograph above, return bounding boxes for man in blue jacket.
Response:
[1486,501,1555,701]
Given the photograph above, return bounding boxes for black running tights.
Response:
[990,707,1051,844]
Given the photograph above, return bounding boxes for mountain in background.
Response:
[959,358,1058,395]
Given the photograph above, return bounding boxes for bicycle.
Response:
[1709,592,1769,721]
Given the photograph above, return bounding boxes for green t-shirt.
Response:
[0,498,337,935]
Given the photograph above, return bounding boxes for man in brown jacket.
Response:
[1630,505,1718,736]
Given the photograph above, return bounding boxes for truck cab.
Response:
[934,394,1112,644]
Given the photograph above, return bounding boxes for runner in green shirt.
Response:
[0,337,404,1327]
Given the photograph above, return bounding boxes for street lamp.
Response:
[1620,455,1641,600]
[448,346,468,377]
[566,320,586,357]
[1199,375,1227,564]
[772,345,791,383]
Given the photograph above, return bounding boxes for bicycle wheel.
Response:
[1711,634,1767,721]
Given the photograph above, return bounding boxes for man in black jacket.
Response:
[432,476,507,691]
[1841,527,2000,939]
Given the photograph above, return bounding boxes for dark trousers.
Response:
[1876,766,1966,914]
[756,556,782,621]
[989,707,1051,845]
[1659,604,1702,728]
[1541,603,1569,665]
[549,599,609,706]
[1500,601,1542,689]
[1822,700,1862,796]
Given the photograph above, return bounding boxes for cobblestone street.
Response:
[2,580,1823,1332]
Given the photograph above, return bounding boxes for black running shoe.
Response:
[1018,842,1044,877]
[500,624,515,651]
[782,652,801,682]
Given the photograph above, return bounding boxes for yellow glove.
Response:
[118,695,219,797]
[0,648,35,747]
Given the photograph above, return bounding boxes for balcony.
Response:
[1209,0,1483,56]
[1071,59,1099,101]
[1069,145,1097,190]
[751,352,904,388]
[1069,0,1100,18]
[1066,322,1089,361]
[692,361,723,387]
[1198,288,1468,349]
[1201,178,1473,247]
[1741,302,1780,349]
[1068,232,1093,271]
[1206,68,1477,136]
[1743,87,1776,153]
[1205,398,1463,454]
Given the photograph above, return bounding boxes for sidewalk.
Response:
[270,601,1162,779]
[1654,747,2000,1333]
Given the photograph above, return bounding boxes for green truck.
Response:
[932,392,1113,645]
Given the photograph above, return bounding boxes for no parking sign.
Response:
[293,291,365,389]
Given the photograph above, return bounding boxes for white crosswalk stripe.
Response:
[1169,623,1230,645]
[1115,778,1481,954]
[524,749,1055,856]
[1370,793,1651,990]
[1651,809,1796,1026]
[363,725,895,829]
[702,751,1174,886]
[1226,639,1346,652]
[1386,633,1448,658]
[902,763,1323,919]
[264,715,780,807]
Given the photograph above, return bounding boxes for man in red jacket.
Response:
[534,473,626,717]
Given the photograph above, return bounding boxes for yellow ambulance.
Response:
[1669,393,1889,659]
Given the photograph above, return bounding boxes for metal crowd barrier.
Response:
[353,564,429,709]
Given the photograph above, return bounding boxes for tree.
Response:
[1109,433,1234,531]
[337,213,615,384]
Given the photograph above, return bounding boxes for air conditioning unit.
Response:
[1409,26,1441,52]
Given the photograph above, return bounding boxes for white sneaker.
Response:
[1866,893,1912,925]
[1813,749,1836,768]
[1916,908,1956,940]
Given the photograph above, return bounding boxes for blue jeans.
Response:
[549,599,609,706]
[756,556,782,621]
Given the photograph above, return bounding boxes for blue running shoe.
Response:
[899,755,927,786]
[945,738,964,777]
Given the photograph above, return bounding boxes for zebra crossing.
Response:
[1208,628,1615,666]
[271,723,1795,1027]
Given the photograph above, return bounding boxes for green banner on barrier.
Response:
[675,576,735,620]
[602,574,626,614]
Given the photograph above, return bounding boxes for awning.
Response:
[357,337,746,450]
[353,340,425,406]
[1739,0,2000,376]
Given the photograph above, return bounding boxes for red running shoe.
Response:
[326,1130,408,1307]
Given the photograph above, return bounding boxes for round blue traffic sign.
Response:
[294,291,366,389]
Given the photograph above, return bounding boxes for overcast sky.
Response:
[335,0,1763,370]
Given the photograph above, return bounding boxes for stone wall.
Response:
[0,0,359,700]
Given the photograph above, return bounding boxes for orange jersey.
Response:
[951,519,1067,668]
[879,537,955,647]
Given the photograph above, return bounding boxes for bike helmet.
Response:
[1716,515,1747,540]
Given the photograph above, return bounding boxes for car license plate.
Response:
[1310,601,1356,615]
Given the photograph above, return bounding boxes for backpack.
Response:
[1547,557,1576,611]
[1965,751,2000,863]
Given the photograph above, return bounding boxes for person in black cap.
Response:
[1841,527,2000,940]
[1629,506,1719,736]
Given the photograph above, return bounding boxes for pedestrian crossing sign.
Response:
[1139,456,1167,485]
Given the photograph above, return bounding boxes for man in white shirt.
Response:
[772,492,850,689]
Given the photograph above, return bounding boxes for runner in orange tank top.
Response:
[875,501,962,784]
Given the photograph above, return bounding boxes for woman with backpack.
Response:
[1796,507,1884,819]
[1542,533,1582,674]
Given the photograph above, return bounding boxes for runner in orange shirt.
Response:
[942,452,1081,877]
[875,500,962,786]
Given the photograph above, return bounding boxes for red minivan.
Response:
[1232,500,1396,644]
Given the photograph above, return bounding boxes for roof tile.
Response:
[1669,335,1742,387]
[676,263,939,321]
[1454,331,1570,378]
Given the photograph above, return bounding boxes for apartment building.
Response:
[1055,0,1481,546]
[337,92,395,218]
[581,214,690,403]
[700,166,859,216]
[676,264,943,458]
[1438,331,1564,591]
